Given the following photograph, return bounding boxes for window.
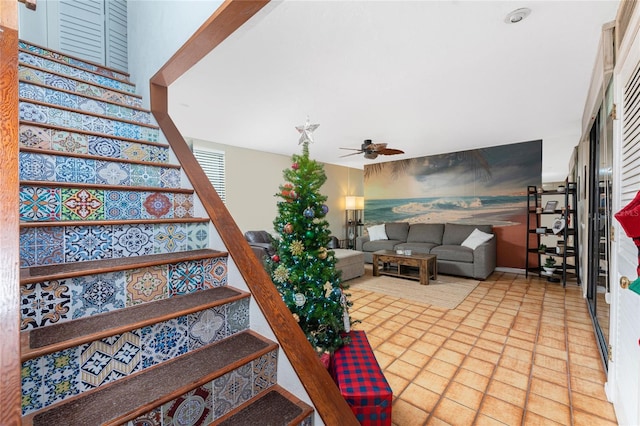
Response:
[193,146,226,203]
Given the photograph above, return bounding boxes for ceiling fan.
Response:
[340,139,405,159]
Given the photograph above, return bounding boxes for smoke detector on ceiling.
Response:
[504,8,531,24]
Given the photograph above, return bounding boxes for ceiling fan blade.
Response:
[339,147,364,151]
[370,143,388,151]
[340,151,365,158]
[379,148,404,155]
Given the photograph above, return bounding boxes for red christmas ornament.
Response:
[281,183,294,198]
[292,162,299,170]
[272,254,280,262]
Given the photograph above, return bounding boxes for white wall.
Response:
[190,137,364,239]
[127,0,223,106]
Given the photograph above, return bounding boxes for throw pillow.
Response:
[461,228,494,250]
[367,224,388,241]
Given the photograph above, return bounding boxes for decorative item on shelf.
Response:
[551,217,566,234]
[536,227,547,234]
[538,244,547,254]
[536,207,543,214]
[556,241,565,254]
[543,200,558,212]
[537,187,543,194]
[557,185,565,192]
[543,256,557,274]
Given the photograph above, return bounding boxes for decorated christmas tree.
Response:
[265,119,353,356]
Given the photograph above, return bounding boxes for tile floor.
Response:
[349,269,618,425]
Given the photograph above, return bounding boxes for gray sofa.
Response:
[355,222,496,280]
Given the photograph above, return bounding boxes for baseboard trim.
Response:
[494,267,526,274]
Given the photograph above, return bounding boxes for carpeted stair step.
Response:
[19,122,169,164]
[19,64,143,108]
[19,218,210,268]
[20,248,225,284]
[20,81,154,125]
[214,385,313,426]
[20,101,159,143]
[20,41,131,82]
[21,284,247,360]
[22,331,277,426]
[19,49,136,94]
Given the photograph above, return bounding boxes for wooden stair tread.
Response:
[215,385,313,426]
[19,180,190,193]
[22,285,247,360]
[24,331,275,426]
[21,249,225,284]
[19,147,179,168]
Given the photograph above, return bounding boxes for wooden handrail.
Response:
[18,0,36,11]
[0,1,23,424]
[149,1,358,424]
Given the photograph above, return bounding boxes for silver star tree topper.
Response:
[295,118,320,146]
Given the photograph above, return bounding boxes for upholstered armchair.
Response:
[244,230,275,258]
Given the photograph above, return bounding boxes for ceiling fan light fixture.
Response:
[504,7,531,24]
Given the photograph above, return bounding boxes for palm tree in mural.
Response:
[364,149,492,182]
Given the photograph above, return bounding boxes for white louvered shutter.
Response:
[105,0,128,72]
[58,0,105,64]
[193,148,226,203]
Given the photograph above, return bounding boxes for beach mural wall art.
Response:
[363,139,542,268]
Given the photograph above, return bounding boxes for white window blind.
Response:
[193,147,226,203]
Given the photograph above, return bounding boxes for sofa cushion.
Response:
[362,240,402,252]
[431,245,474,263]
[461,228,494,249]
[394,242,438,254]
[442,223,493,246]
[367,224,388,241]
[244,230,273,244]
[384,222,410,241]
[407,223,444,244]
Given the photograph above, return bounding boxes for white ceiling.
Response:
[168,0,619,180]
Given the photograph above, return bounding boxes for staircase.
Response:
[17,41,314,425]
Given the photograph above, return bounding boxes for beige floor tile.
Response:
[433,397,477,426]
[461,356,495,378]
[480,395,524,425]
[571,392,618,422]
[526,393,571,425]
[454,368,490,393]
[425,358,459,380]
[486,380,527,407]
[443,381,483,411]
[414,369,450,394]
[386,358,421,381]
[399,382,441,413]
[384,371,410,396]
[529,377,570,405]
[492,366,529,390]
[350,272,617,426]
[392,398,429,426]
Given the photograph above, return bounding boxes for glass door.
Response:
[586,94,613,369]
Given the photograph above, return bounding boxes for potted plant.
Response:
[543,256,556,274]
[538,244,547,254]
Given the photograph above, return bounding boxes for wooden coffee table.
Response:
[372,250,437,285]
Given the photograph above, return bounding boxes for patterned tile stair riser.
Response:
[19,51,135,94]
[19,66,143,108]
[19,81,153,125]
[20,258,230,332]
[20,186,193,222]
[20,41,130,81]
[21,298,254,416]
[19,124,169,163]
[19,222,210,267]
[20,102,159,142]
[19,152,179,187]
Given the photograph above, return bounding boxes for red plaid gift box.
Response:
[331,330,392,425]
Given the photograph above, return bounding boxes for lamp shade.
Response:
[345,196,364,210]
